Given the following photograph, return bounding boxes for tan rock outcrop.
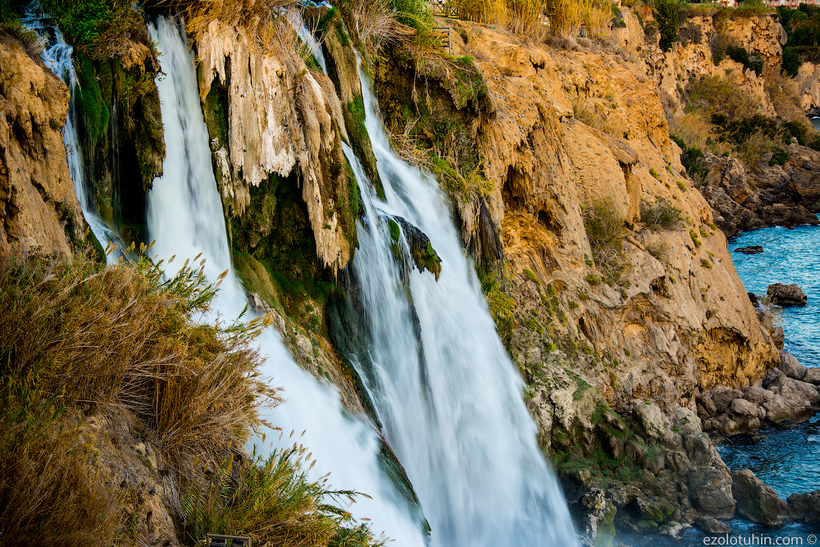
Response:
[0,37,83,257]
[196,19,353,272]
[442,20,780,424]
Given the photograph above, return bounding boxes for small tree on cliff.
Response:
[653,0,678,52]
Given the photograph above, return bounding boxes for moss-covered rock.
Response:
[314,8,384,198]
[389,216,442,280]
[72,37,164,245]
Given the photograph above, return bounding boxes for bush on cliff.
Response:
[640,198,683,229]
[0,250,380,546]
[583,197,628,285]
[39,0,145,58]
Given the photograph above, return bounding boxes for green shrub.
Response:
[653,0,679,52]
[40,0,144,58]
[641,198,683,229]
[769,147,789,165]
[671,135,708,183]
[586,273,602,285]
[690,229,702,248]
[726,44,763,75]
[479,265,515,346]
[584,197,628,284]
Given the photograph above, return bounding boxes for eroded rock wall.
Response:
[0,37,83,257]
[196,19,355,273]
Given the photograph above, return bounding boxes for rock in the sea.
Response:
[748,292,760,307]
[687,468,736,518]
[805,368,820,385]
[788,489,820,523]
[767,283,808,306]
[778,350,808,380]
[570,488,616,545]
[735,246,764,254]
[731,469,790,526]
[694,516,732,534]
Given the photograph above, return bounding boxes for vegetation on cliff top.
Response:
[0,249,380,546]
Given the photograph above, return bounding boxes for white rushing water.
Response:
[23,9,120,258]
[144,16,426,545]
[343,55,580,546]
[288,11,327,73]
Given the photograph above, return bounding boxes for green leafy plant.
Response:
[640,198,683,230]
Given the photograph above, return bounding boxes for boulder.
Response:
[672,407,703,436]
[772,327,785,349]
[729,398,765,420]
[570,488,617,545]
[664,450,691,473]
[731,469,790,526]
[761,375,816,424]
[711,389,744,414]
[633,401,669,440]
[697,394,718,419]
[787,489,820,523]
[778,350,808,380]
[694,516,732,534]
[683,435,722,468]
[805,368,820,385]
[748,292,760,307]
[760,203,819,227]
[635,496,676,524]
[743,386,774,405]
[735,246,764,254]
[767,283,807,306]
[688,468,736,518]
[609,483,642,508]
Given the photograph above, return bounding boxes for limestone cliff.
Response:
[0,35,83,256]
[196,18,357,273]
[378,19,780,422]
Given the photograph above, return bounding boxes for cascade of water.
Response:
[144,16,426,545]
[288,11,327,73]
[340,54,580,546]
[23,8,120,258]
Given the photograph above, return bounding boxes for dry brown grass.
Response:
[350,0,400,50]
[0,412,122,547]
[546,0,584,38]
[0,249,384,546]
[766,69,812,128]
[0,251,275,482]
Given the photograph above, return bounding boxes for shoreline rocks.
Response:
[698,351,820,436]
[767,283,808,306]
[735,246,764,254]
[701,152,820,238]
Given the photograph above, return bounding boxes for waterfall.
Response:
[144,16,426,545]
[337,56,580,546]
[23,8,120,259]
[288,11,327,73]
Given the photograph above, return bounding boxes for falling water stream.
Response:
[144,16,425,544]
[32,7,580,544]
[335,57,579,546]
[23,8,122,260]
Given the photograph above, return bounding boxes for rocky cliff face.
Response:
[196,18,357,273]
[0,36,83,256]
[394,18,782,423]
[372,12,796,534]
